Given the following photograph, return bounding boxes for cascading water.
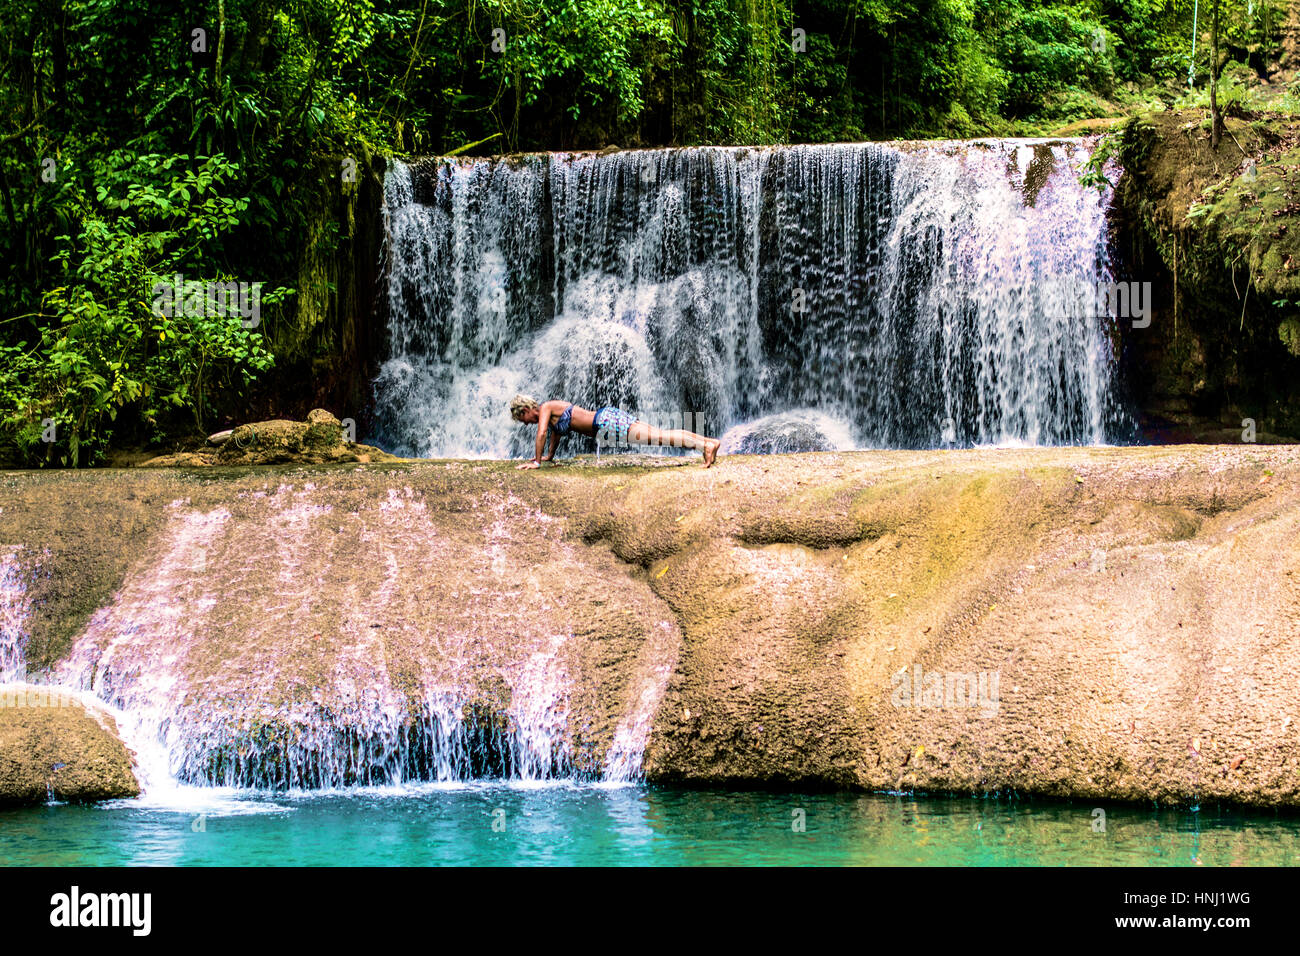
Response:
[0,544,175,800]
[373,139,1133,459]
[1,546,32,683]
[51,483,678,792]
[11,139,1136,801]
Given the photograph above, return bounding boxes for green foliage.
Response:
[2,152,277,466]
[0,0,1283,465]
[1173,60,1272,118]
[486,0,678,121]
[1079,128,1123,193]
[989,6,1112,119]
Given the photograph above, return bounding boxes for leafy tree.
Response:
[0,0,1276,465]
[2,151,278,465]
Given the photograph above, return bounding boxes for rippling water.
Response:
[6,789,1298,867]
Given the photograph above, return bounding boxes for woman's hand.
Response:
[516,460,540,470]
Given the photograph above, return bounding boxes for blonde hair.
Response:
[509,394,540,420]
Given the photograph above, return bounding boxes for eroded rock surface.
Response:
[0,686,139,806]
[140,409,400,467]
[2,444,1298,805]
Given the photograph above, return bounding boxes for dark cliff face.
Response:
[243,150,389,436]
[1111,109,1300,443]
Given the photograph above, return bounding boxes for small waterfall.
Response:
[373,139,1132,458]
[603,619,680,782]
[0,544,180,796]
[1,546,32,682]
[52,485,674,792]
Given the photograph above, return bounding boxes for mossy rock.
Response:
[1113,108,1300,438]
[139,409,400,467]
[1281,316,1300,356]
[0,688,140,807]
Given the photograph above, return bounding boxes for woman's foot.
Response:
[703,440,720,468]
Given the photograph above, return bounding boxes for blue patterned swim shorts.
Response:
[594,406,638,446]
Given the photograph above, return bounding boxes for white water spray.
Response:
[0,547,31,682]
[374,139,1131,459]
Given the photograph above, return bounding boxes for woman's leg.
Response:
[627,422,721,467]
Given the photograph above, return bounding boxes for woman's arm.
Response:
[518,400,558,469]
[533,402,554,462]
[542,429,559,462]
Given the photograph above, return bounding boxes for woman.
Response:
[509,395,720,468]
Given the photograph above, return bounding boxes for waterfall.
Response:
[372,139,1132,459]
[51,485,679,792]
[1,546,32,683]
[602,619,680,782]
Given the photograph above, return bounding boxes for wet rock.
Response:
[726,422,835,455]
[6,445,1300,806]
[0,686,139,807]
[720,410,855,455]
[141,409,400,467]
[631,446,1300,808]
[1115,110,1300,440]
